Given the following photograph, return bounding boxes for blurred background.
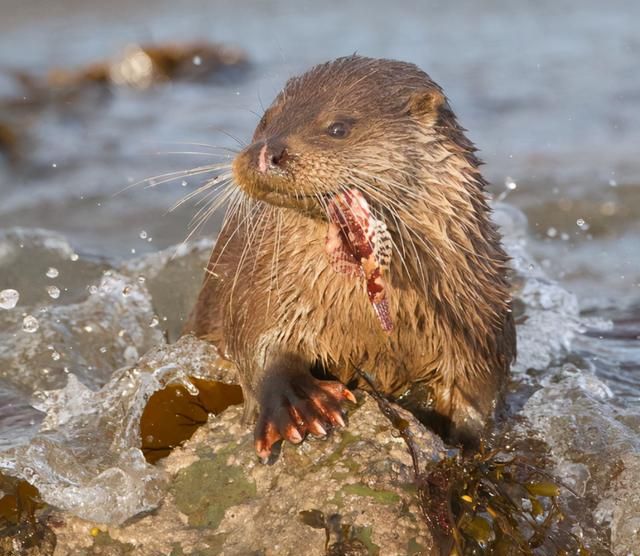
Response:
[0,0,638,313]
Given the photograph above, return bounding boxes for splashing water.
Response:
[0,336,231,525]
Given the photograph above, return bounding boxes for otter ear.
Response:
[406,89,446,122]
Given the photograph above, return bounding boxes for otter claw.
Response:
[255,421,281,460]
[254,375,356,458]
[285,425,303,444]
[317,381,357,404]
[309,420,328,437]
[342,389,357,404]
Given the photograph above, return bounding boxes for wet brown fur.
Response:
[184,56,516,442]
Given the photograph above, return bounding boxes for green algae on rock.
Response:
[173,457,257,529]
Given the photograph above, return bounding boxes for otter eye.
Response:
[327,121,350,139]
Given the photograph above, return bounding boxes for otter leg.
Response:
[432,373,500,449]
[253,353,356,459]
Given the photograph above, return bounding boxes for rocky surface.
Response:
[48,393,444,555]
[0,521,57,556]
[521,363,640,555]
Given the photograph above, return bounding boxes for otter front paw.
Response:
[254,373,356,459]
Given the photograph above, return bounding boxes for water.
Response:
[0,0,638,551]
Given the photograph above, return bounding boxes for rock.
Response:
[522,363,640,554]
[0,521,57,556]
[601,453,640,556]
[50,392,444,555]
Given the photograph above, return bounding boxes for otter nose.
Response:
[257,139,289,173]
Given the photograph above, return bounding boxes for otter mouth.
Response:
[239,172,326,215]
[244,180,320,212]
[325,188,393,333]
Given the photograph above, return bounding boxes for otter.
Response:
[184,56,516,458]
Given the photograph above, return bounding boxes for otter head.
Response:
[232,55,466,220]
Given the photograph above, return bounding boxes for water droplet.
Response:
[51,351,61,361]
[83,325,93,333]
[560,233,570,241]
[47,285,61,299]
[0,289,19,309]
[22,315,39,333]
[608,179,618,187]
[181,180,188,187]
[99,346,107,354]
[137,276,146,284]
[193,55,202,66]
[131,248,136,254]
[88,285,99,295]
[46,267,59,278]
[52,163,57,168]
[576,218,589,230]
[149,315,159,328]
[139,230,148,239]
[70,253,79,262]
[546,227,557,238]
[505,177,517,190]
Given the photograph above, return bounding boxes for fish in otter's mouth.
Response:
[325,188,393,332]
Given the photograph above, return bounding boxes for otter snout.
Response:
[238,138,289,177]
[232,137,316,211]
[257,139,289,173]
